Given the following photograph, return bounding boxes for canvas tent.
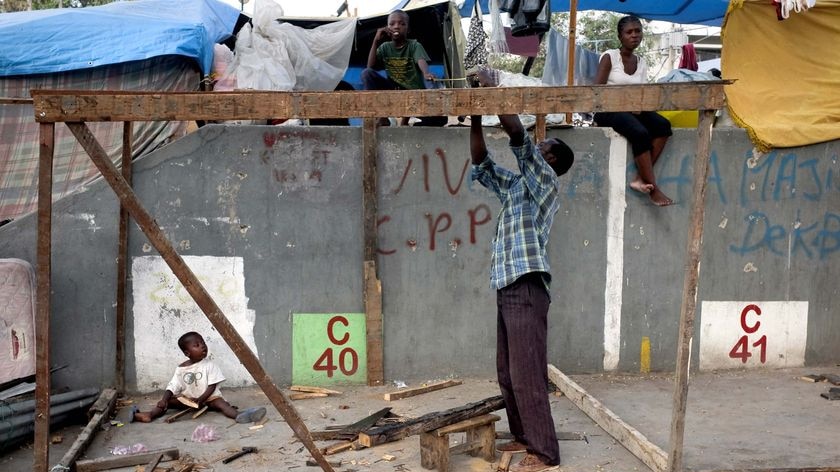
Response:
[722,0,840,150]
[0,0,240,222]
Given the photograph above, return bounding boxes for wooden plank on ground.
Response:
[31,83,728,122]
[65,121,334,472]
[358,395,504,448]
[290,392,329,400]
[54,389,118,470]
[75,447,178,472]
[384,380,463,401]
[291,386,343,395]
[547,364,667,472]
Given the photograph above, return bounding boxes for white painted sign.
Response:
[699,301,808,370]
[132,256,258,392]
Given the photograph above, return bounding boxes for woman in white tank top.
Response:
[593,16,674,207]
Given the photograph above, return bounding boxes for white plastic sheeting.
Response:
[230,1,357,91]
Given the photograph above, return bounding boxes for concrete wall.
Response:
[1,124,837,391]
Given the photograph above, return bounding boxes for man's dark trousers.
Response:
[496,271,560,465]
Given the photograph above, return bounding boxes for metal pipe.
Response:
[0,396,97,434]
[0,388,100,417]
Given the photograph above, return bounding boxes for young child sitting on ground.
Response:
[132,331,266,424]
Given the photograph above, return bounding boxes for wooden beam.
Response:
[358,395,504,448]
[547,365,668,472]
[31,84,727,122]
[363,117,384,387]
[54,389,118,470]
[34,121,55,472]
[667,109,716,472]
[75,447,178,472]
[115,121,132,394]
[383,379,463,401]
[63,122,334,472]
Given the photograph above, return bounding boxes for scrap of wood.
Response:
[54,389,118,470]
[290,392,329,400]
[177,397,199,409]
[383,380,463,401]
[321,440,354,455]
[164,409,195,423]
[358,395,504,448]
[821,373,840,385]
[146,453,164,472]
[497,451,513,472]
[191,406,208,419]
[254,416,269,426]
[548,364,668,472]
[75,447,179,472]
[307,459,343,467]
[798,375,826,383]
[434,414,499,437]
[291,386,343,395]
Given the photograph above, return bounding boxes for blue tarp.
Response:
[459,0,730,26]
[0,0,240,77]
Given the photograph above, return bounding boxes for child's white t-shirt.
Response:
[166,358,226,400]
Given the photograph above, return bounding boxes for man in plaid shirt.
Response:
[470,69,574,472]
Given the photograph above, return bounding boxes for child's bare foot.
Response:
[133,411,154,423]
[629,178,653,194]
[650,187,674,206]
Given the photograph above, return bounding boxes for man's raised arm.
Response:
[474,69,526,146]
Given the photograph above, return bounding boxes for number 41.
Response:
[729,334,767,363]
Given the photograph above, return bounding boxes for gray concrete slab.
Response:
[2,366,839,471]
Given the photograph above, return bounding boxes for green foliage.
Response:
[489,10,657,80]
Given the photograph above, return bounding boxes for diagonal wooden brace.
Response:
[65,121,334,472]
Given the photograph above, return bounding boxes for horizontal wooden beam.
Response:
[31,83,726,122]
[548,364,668,472]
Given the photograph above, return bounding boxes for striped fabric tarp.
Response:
[0,55,198,222]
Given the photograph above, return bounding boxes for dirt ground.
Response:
[2,366,839,472]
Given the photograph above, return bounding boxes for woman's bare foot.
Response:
[650,187,674,206]
[629,178,653,194]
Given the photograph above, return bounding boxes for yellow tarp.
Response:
[723,0,840,151]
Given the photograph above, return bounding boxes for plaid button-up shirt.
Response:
[472,135,561,291]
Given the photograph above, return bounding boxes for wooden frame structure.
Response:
[30,83,724,472]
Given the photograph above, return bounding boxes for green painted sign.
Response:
[292,313,367,385]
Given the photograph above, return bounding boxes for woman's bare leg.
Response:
[634,150,673,206]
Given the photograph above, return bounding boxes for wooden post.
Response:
[115,121,132,393]
[363,118,384,386]
[34,121,55,472]
[565,0,579,124]
[667,109,716,472]
[535,114,546,143]
[64,122,335,472]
